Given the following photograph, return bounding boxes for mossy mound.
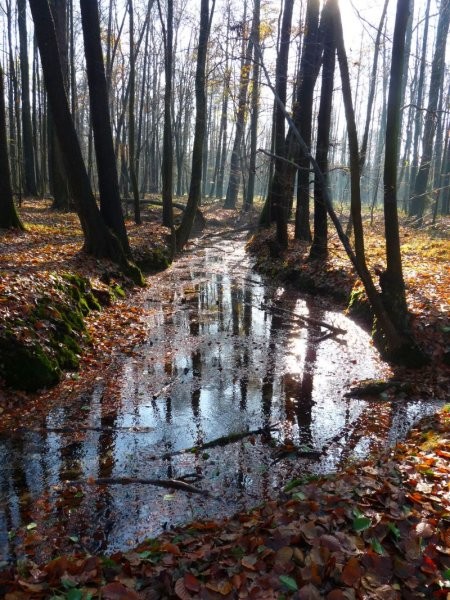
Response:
[134,246,171,273]
[0,272,109,392]
[0,334,61,391]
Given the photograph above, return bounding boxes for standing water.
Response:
[0,233,438,564]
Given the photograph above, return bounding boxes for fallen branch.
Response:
[260,302,346,334]
[160,423,280,460]
[70,477,210,496]
[189,423,280,451]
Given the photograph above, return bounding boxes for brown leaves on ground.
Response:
[1,408,449,599]
[0,198,169,429]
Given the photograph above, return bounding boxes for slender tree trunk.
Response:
[18,0,37,196]
[158,0,174,230]
[128,0,141,224]
[176,0,214,249]
[293,0,321,241]
[409,0,450,224]
[382,0,410,333]
[48,0,70,209]
[0,67,24,230]
[224,0,253,209]
[310,0,336,260]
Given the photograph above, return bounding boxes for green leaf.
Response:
[61,578,78,590]
[163,494,175,501]
[68,535,79,543]
[352,516,371,532]
[388,522,401,540]
[66,589,83,600]
[279,575,298,591]
[292,491,306,501]
[26,522,37,531]
[284,478,303,492]
[371,538,385,555]
[442,568,450,581]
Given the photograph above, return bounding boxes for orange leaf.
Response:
[341,557,363,586]
[161,542,181,555]
[184,572,201,593]
[100,582,140,600]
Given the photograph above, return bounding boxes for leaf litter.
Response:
[0,202,449,598]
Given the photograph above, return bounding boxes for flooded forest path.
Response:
[0,231,438,564]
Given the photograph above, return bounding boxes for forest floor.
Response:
[0,199,449,598]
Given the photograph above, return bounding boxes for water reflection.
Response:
[0,235,439,564]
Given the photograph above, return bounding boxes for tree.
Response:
[244,0,261,211]
[176,0,214,249]
[128,0,141,225]
[18,0,38,196]
[79,0,130,255]
[266,0,295,248]
[29,0,141,281]
[0,67,24,230]
[224,0,253,209]
[381,0,411,332]
[48,0,70,210]
[309,0,336,260]
[409,0,450,224]
[293,0,322,241]
[158,0,174,231]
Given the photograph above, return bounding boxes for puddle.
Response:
[0,234,440,564]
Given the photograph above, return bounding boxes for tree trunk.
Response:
[29,0,141,282]
[128,0,141,224]
[158,0,174,230]
[80,0,130,255]
[176,0,213,249]
[382,0,411,333]
[18,0,38,196]
[267,0,294,247]
[409,0,450,224]
[293,0,321,241]
[48,0,70,210]
[224,0,253,209]
[309,0,336,260]
[244,0,261,211]
[0,67,24,230]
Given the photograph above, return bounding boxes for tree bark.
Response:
[176,0,213,249]
[158,0,174,230]
[80,0,131,255]
[0,67,24,230]
[382,0,411,333]
[18,0,38,196]
[310,0,336,260]
[409,0,450,224]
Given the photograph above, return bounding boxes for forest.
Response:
[0,0,449,598]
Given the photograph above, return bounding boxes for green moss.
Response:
[135,247,171,273]
[111,284,126,299]
[0,335,61,391]
[347,286,373,326]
